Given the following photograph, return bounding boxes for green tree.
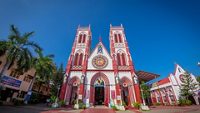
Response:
[196,76,200,87]
[140,81,150,99]
[0,25,41,81]
[51,64,64,97]
[140,81,150,105]
[25,50,55,103]
[180,72,198,100]
[30,50,56,93]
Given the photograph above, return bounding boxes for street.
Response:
[0,104,200,113]
[0,104,50,113]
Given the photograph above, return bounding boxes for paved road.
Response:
[0,104,200,113]
[141,105,200,113]
[0,104,49,113]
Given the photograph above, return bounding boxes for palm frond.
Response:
[9,25,20,40]
[46,54,54,58]
[25,41,42,52]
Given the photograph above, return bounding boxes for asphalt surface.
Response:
[0,104,49,113]
[0,104,200,113]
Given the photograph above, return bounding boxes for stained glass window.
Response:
[94,78,104,87]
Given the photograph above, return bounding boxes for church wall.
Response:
[169,74,178,86]
[118,71,132,80]
[87,42,113,70]
[68,71,82,80]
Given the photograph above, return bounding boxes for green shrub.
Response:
[111,105,119,111]
[122,101,127,107]
[133,102,141,109]
[59,100,65,107]
[185,100,192,105]
[178,98,192,106]
[155,102,161,106]
[50,95,57,103]
[78,100,86,109]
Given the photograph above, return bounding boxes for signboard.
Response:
[1,75,22,88]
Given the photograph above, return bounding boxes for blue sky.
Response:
[0,0,200,81]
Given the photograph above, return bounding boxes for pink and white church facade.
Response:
[60,25,142,108]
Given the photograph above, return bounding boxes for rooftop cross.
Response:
[99,36,102,42]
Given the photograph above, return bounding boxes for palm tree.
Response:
[0,25,41,81]
[26,50,55,102]
[0,40,8,56]
[51,64,64,96]
[25,50,55,103]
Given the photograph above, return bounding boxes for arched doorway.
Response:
[94,78,105,105]
[120,77,134,106]
[66,76,80,105]
[69,85,78,105]
[90,72,110,106]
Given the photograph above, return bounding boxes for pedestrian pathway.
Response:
[81,106,115,113]
[140,105,200,113]
[41,105,117,113]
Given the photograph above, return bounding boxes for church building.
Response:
[59,25,142,108]
[150,64,200,105]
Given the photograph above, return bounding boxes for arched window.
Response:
[78,53,83,66]
[114,34,118,43]
[78,34,82,43]
[117,53,121,66]
[74,53,79,65]
[82,34,86,43]
[122,53,126,65]
[118,34,122,43]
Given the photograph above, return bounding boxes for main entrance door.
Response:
[94,77,105,105]
[95,86,104,105]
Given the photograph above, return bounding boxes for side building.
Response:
[0,55,50,104]
[150,64,200,105]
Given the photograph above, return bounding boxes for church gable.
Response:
[87,41,113,70]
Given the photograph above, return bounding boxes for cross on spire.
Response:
[99,36,102,42]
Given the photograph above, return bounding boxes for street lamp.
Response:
[198,62,200,67]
